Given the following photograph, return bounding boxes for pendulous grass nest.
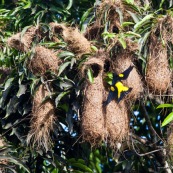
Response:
[81,56,105,146]
[27,84,56,151]
[7,26,41,52]
[146,33,171,94]
[50,23,91,57]
[27,45,61,75]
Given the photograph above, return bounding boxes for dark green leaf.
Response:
[55,91,70,107]
[58,61,71,76]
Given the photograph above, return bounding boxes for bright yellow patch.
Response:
[115,82,129,98]
[110,86,115,91]
[119,73,124,77]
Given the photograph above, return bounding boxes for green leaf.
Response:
[157,104,173,109]
[23,0,31,9]
[127,11,140,23]
[162,112,173,127]
[70,162,93,172]
[122,22,134,27]
[58,51,74,59]
[66,0,73,10]
[134,14,154,32]
[118,37,126,49]
[20,25,32,39]
[124,31,141,38]
[55,91,70,107]
[80,7,94,33]
[70,57,76,69]
[91,46,98,52]
[87,68,94,83]
[0,155,30,173]
[4,78,14,90]
[16,84,27,98]
[58,62,71,76]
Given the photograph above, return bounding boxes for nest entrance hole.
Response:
[54,26,63,34]
[90,64,101,77]
[104,60,111,72]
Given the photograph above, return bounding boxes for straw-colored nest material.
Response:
[81,57,105,145]
[84,23,104,41]
[156,16,173,44]
[167,123,173,162]
[146,35,171,94]
[113,53,143,100]
[28,45,61,75]
[50,23,91,56]
[98,0,133,33]
[27,84,56,151]
[0,137,8,170]
[104,99,129,147]
[7,26,40,52]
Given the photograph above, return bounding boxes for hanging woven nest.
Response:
[81,55,106,146]
[50,23,91,57]
[104,98,129,147]
[7,26,41,52]
[27,45,61,75]
[27,84,56,151]
[146,34,171,94]
[113,52,143,101]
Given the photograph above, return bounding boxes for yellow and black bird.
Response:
[104,66,133,106]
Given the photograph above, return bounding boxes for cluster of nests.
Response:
[6,1,173,151]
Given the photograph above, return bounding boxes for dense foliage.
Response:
[0,0,173,173]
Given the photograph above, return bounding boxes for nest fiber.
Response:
[104,99,129,147]
[50,23,91,56]
[81,57,105,146]
[28,46,61,75]
[7,26,39,52]
[146,35,171,94]
[27,84,56,151]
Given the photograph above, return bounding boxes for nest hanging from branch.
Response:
[7,26,41,52]
[81,55,106,146]
[27,84,56,151]
[146,34,171,94]
[27,45,61,75]
[50,23,91,57]
[104,98,129,147]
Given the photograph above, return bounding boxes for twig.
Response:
[141,103,157,143]
[130,133,149,145]
[131,139,163,157]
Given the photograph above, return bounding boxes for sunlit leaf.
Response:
[87,68,94,83]
[58,61,71,76]
[157,104,173,109]
[16,84,27,98]
[162,112,173,127]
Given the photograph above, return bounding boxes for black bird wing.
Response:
[118,65,134,80]
[117,87,132,103]
[103,90,117,106]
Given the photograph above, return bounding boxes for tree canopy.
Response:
[0,0,173,173]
